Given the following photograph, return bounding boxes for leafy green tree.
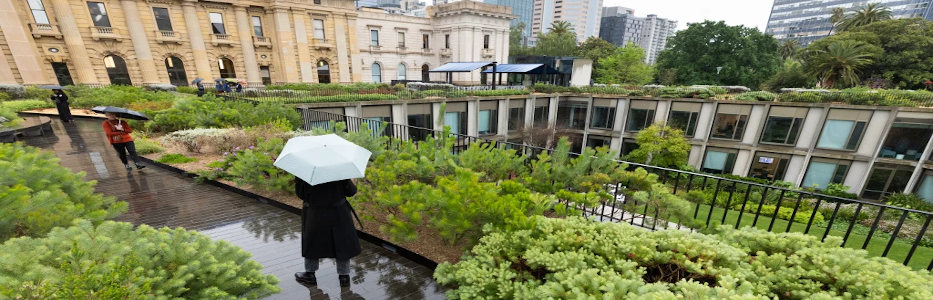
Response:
[594,43,655,85]
[761,60,814,91]
[509,22,529,56]
[654,21,781,88]
[530,30,578,56]
[843,18,933,89]
[802,40,876,88]
[624,124,690,169]
[577,37,616,63]
[548,20,573,35]
[838,3,892,31]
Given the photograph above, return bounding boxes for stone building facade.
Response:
[0,0,511,86]
[355,0,511,84]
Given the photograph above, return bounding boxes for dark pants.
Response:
[112,141,140,165]
[197,88,205,97]
[305,258,350,275]
[55,101,73,122]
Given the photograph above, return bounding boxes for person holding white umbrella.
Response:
[274,134,371,288]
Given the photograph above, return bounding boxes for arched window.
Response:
[218,58,236,78]
[317,60,330,83]
[371,63,382,83]
[397,63,406,80]
[421,64,430,82]
[165,56,188,86]
[103,55,131,85]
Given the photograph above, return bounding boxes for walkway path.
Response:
[22,118,446,300]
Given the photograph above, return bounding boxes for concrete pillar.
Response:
[292,9,314,82]
[0,0,48,83]
[346,16,362,82]
[234,5,262,86]
[120,0,160,85]
[181,0,213,80]
[49,0,98,84]
[334,14,351,83]
[273,6,300,83]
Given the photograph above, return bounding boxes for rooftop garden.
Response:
[0,143,279,298]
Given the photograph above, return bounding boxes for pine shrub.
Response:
[0,220,280,299]
[0,143,126,241]
[435,216,933,299]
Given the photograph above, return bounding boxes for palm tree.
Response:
[779,39,800,60]
[548,21,574,36]
[837,3,892,31]
[804,40,875,88]
[827,7,846,35]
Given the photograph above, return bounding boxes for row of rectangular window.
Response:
[369,31,490,50]
[27,1,333,40]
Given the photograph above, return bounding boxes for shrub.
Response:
[743,204,825,224]
[162,128,234,153]
[529,83,581,94]
[0,84,25,98]
[148,96,301,132]
[735,91,777,101]
[0,143,126,241]
[0,99,53,112]
[469,89,529,97]
[130,132,164,155]
[0,107,22,128]
[66,85,181,109]
[23,86,52,100]
[779,91,824,103]
[176,86,199,95]
[0,92,9,102]
[885,193,933,213]
[252,93,398,104]
[435,216,933,299]
[198,138,292,193]
[155,153,196,164]
[0,220,280,299]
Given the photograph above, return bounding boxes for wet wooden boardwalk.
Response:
[22,118,446,300]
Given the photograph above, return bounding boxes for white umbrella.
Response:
[274,134,372,185]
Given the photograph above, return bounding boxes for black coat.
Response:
[296,179,361,259]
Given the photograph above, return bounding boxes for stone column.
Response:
[181,0,213,80]
[234,5,262,86]
[273,6,299,83]
[333,14,351,83]
[0,0,48,83]
[292,9,314,82]
[120,0,160,84]
[346,15,362,82]
[49,0,98,84]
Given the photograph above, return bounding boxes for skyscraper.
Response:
[766,0,933,45]
[599,7,676,64]
[484,0,535,45]
[531,0,604,44]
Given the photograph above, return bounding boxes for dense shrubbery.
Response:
[148,96,301,132]
[0,220,280,299]
[735,91,777,101]
[778,88,933,107]
[155,153,196,164]
[266,82,391,93]
[254,93,399,104]
[435,216,933,299]
[885,193,933,213]
[130,132,164,155]
[66,85,183,109]
[0,99,54,112]
[0,143,126,241]
[0,107,22,128]
[198,138,293,192]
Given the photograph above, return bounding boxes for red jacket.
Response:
[102,119,134,144]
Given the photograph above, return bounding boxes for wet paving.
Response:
[21,118,447,300]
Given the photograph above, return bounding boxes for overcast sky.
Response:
[601,0,775,31]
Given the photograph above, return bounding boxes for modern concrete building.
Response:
[300,95,933,201]
[530,0,603,43]
[766,0,933,45]
[0,0,510,86]
[599,8,676,64]
[356,0,512,84]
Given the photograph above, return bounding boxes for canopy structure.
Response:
[480,64,560,74]
[429,61,498,85]
[480,63,562,86]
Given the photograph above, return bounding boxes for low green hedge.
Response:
[148,96,302,132]
[251,93,399,104]
[435,216,933,299]
[0,143,126,241]
[0,220,280,299]
[0,99,54,112]
[155,153,196,164]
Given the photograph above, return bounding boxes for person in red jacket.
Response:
[102,113,145,170]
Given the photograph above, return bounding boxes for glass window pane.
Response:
[626,109,653,131]
[590,106,614,129]
[916,174,933,203]
[478,110,491,134]
[313,19,325,39]
[509,107,523,131]
[761,116,794,144]
[880,122,933,160]
[370,30,379,46]
[803,162,837,190]
[153,8,172,32]
[27,0,44,9]
[88,2,111,27]
[703,151,729,172]
[817,120,854,149]
[371,63,381,82]
[711,114,746,140]
[846,122,865,150]
[397,64,406,80]
[444,112,459,134]
[32,11,49,24]
[252,16,263,37]
[209,13,225,34]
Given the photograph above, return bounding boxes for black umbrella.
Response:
[38,84,64,90]
[191,78,203,84]
[91,106,150,120]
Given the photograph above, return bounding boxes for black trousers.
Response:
[55,101,73,121]
[112,141,140,165]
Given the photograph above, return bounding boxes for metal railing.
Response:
[159,30,177,38]
[299,108,933,271]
